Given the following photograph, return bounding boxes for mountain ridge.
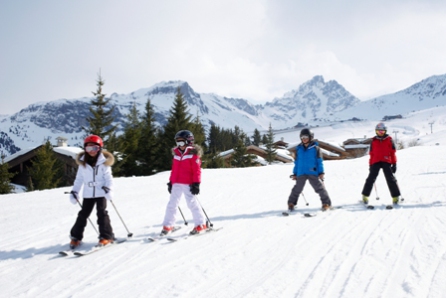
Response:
[1,73,446,157]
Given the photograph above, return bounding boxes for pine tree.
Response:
[251,129,262,146]
[137,97,159,175]
[190,112,207,150]
[264,123,277,164]
[83,72,117,148]
[120,102,143,176]
[106,132,124,177]
[27,141,63,191]
[0,155,15,194]
[231,131,258,168]
[157,87,193,171]
[204,152,226,169]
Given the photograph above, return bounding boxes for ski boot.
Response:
[321,204,331,211]
[69,238,81,249]
[190,224,208,235]
[392,197,399,205]
[362,195,369,205]
[160,226,174,236]
[98,238,113,246]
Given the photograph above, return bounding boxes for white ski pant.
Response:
[162,183,206,227]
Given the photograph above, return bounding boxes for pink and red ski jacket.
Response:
[169,145,202,184]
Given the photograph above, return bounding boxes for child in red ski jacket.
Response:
[361,123,401,205]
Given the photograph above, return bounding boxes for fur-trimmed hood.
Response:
[171,144,203,157]
[75,150,115,167]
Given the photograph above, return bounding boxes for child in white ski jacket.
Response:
[68,135,115,248]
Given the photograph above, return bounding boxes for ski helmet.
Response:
[375,122,387,131]
[300,128,314,141]
[84,135,103,148]
[174,130,194,145]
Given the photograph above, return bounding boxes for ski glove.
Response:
[69,191,78,205]
[167,182,172,194]
[190,183,200,195]
[102,186,113,201]
[391,164,397,174]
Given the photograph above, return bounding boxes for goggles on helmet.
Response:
[85,145,101,153]
[176,140,186,147]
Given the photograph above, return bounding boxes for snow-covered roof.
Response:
[53,146,83,159]
[3,147,38,163]
[320,148,340,157]
[344,144,370,149]
[4,145,82,164]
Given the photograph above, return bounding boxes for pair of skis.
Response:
[361,202,400,210]
[147,226,182,242]
[282,206,342,217]
[147,226,222,242]
[59,238,127,257]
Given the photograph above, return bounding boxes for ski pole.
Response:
[301,192,309,206]
[109,200,133,238]
[196,197,213,228]
[65,191,99,235]
[373,183,380,200]
[178,206,188,225]
[395,179,405,202]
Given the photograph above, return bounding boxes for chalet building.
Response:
[342,137,372,158]
[287,139,349,160]
[4,137,82,187]
[287,137,372,160]
[219,145,294,167]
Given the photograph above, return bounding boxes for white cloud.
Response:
[1,0,446,114]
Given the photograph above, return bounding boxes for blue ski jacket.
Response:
[292,141,325,176]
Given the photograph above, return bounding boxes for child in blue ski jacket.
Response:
[287,128,332,211]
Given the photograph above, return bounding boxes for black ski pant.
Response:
[288,175,331,206]
[361,162,401,198]
[70,197,113,241]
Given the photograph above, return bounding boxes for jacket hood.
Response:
[76,150,115,167]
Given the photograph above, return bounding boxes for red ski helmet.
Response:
[84,135,103,148]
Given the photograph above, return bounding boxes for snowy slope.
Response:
[2,111,446,297]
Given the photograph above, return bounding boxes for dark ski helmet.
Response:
[300,128,314,141]
[84,135,103,148]
[375,122,387,131]
[174,130,194,145]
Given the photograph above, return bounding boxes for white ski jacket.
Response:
[71,151,115,200]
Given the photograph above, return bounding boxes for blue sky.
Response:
[1,0,446,114]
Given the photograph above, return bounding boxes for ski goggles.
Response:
[85,145,101,153]
[376,130,386,134]
[176,140,186,147]
[300,135,310,140]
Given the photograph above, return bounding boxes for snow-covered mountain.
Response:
[1,74,446,157]
[332,74,446,121]
[260,75,360,127]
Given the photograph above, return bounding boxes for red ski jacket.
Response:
[369,135,397,165]
[169,145,202,184]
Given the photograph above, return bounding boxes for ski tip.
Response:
[282,212,290,216]
[367,205,375,209]
[386,205,394,210]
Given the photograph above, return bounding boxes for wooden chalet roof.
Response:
[219,145,294,164]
